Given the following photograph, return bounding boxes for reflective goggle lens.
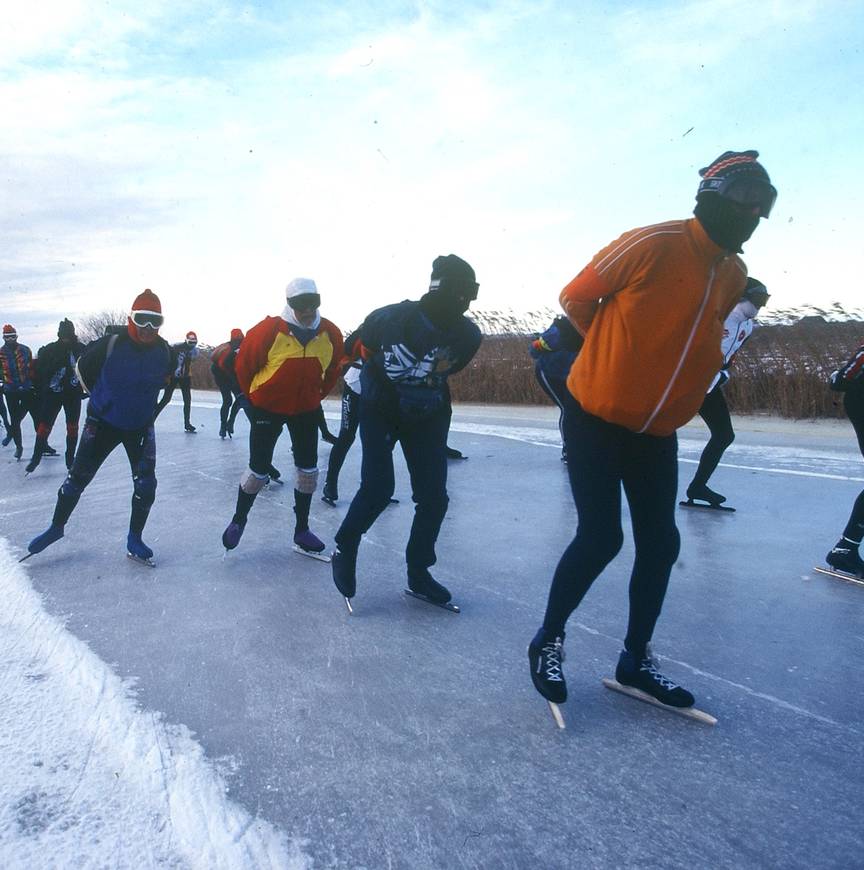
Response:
[289,294,320,311]
[131,311,164,329]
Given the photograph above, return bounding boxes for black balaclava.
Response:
[419,254,479,329]
[693,149,775,253]
[58,318,76,341]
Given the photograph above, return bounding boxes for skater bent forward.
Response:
[221,278,343,557]
[331,254,482,607]
[528,150,777,710]
[27,289,172,563]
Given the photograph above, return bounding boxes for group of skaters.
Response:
[8,148,864,718]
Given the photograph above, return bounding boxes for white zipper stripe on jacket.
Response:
[638,258,721,434]
[595,225,685,276]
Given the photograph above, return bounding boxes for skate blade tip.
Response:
[547,701,566,729]
[18,553,35,563]
[344,597,354,614]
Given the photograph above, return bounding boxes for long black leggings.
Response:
[4,390,37,449]
[155,376,192,426]
[324,385,360,495]
[53,416,157,535]
[689,384,734,490]
[841,390,864,542]
[542,397,680,657]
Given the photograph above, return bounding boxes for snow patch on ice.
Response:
[0,537,309,869]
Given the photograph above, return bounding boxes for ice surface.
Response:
[1,393,863,868]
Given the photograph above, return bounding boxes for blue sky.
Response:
[2,0,862,346]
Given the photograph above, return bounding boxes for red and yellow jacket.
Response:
[235,316,344,416]
[560,218,746,436]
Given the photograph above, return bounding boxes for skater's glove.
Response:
[829,370,846,392]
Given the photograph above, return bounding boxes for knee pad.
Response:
[240,467,269,494]
[133,474,157,505]
[66,422,79,438]
[295,466,319,494]
[37,422,52,439]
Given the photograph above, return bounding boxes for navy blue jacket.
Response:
[78,332,172,430]
[359,300,482,422]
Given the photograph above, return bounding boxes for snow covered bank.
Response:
[0,538,308,869]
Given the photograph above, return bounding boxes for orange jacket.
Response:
[560,218,746,436]
[235,316,343,416]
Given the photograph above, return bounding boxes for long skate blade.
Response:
[602,678,717,725]
[18,552,35,563]
[404,589,460,613]
[127,553,156,568]
[344,597,353,615]
[813,566,864,587]
[679,499,735,513]
[292,544,331,562]
[547,701,566,730]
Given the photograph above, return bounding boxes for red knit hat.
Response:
[2,324,16,339]
[131,288,162,314]
[185,330,197,343]
[230,328,244,341]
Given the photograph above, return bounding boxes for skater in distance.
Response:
[221,278,343,559]
[683,278,770,510]
[26,289,173,565]
[155,330,199,432]
[0,324,38,461]
[331,254,482,610]
[26,318,86,474]
[528,149,777,711]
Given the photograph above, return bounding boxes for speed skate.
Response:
[602,678,717,725]
[292,544,331,562]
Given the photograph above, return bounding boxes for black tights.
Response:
[689,384,734,491]
[841,391,864,543]
[542,398,680,657]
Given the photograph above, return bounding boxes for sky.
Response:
[1,0,862,347]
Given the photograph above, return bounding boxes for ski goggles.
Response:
[288,293,321,311]
[130,310,164,329]
[698,176,777,218]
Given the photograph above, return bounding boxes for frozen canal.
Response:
[1,392,862,868]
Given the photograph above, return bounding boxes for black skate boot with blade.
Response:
[825,541,864,577]
[615,649,694,708]
[528,629,567,703]
[331,547,357,599]
[686,483,726,506]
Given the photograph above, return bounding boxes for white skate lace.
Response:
[641,659,679,691]
[541,639,565,682]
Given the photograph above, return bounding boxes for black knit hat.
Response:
[697,150,776,217]
[743,277,770,306]
[429,254,478,298]
[58,318,75,339]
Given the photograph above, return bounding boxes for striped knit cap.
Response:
[698,150,771,194]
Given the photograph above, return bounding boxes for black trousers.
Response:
[4,389,37,449]
[156,376,192,425]
[324,385,360,495]
[53,416,157,536]
[335,401,449,573]
[542,396,680,657]
[212,369,244,431]
[31,390,83,468]
[689,384,735,490]
[534,361,570,454]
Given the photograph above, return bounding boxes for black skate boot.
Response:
[685,483,726,506]
[331,546,357,599]
[528,628,567,703]
[321,484,338,506]
[825,540,864,577]
[222,518,246,551]
[127,532,155,566]
[615,649,694,708]
[28,524,65,556]
[43,444,58,456]
[185,422,197,433]
[407,568,451,604]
